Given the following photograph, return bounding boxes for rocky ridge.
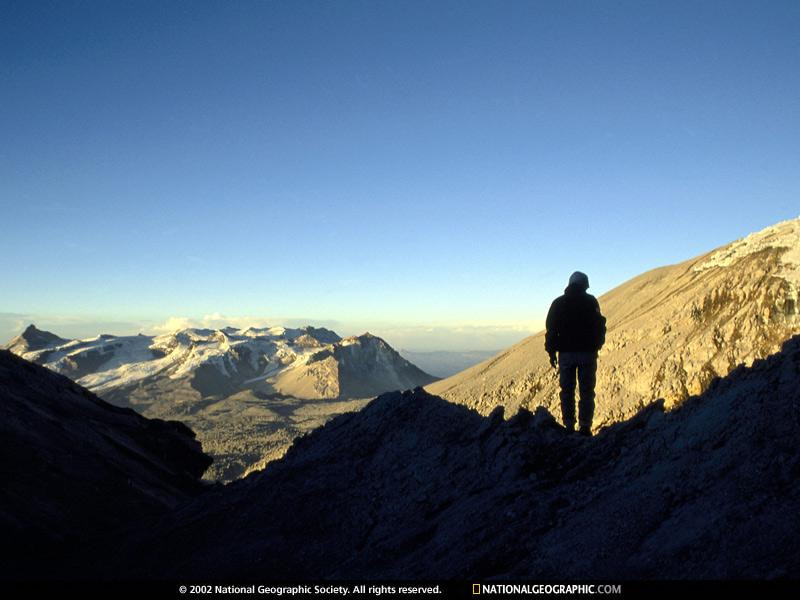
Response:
[101,334,800,580]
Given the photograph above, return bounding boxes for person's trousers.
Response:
[558,351,597,431]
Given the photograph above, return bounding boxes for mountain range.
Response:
[3,330,799,580]
[4,325,437,481]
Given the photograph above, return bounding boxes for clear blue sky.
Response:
[1,0,798,350]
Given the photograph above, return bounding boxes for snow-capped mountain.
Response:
[5,325,437,481]
[427,217,800,428]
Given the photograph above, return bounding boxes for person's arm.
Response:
[593,298,606,351]
[545,300,560,367]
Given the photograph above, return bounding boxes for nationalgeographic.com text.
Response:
[474,584,622,595]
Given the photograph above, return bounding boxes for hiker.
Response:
[545,271,606,436]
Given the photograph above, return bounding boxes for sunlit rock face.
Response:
[427,217,800,429]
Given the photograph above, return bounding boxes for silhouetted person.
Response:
[545,271,606,436]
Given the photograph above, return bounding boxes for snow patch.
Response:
[693,217,800,287]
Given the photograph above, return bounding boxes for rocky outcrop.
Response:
[427,218,800,430]
[334,332,439,398]
[105,335,800,580]
[0,350,212,579]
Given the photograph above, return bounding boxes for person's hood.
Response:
[564,283,588,295]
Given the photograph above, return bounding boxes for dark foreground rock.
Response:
[0,350,212,579]
[103,336,800,580]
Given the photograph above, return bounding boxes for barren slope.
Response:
[427,218,800,429]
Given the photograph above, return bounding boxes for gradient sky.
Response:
[1,0,799,350]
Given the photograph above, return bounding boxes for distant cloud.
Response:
[149,313,344,335]
[0,312,29,341]
[151,316,200,333]
[150,313,264,333]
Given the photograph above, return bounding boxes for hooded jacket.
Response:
[545,283,606,354]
